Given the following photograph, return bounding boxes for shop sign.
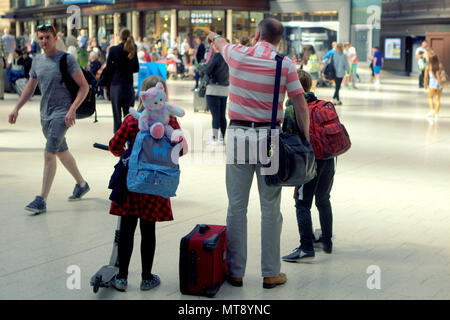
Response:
[191,12,212,24]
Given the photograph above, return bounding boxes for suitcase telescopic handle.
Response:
[198,224,210,236]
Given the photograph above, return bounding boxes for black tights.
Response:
[117,215,156,281]
[333,77,343,101]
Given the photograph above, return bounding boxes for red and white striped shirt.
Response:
[221,41,304,122]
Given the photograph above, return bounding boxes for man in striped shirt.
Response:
[207,17,310,289]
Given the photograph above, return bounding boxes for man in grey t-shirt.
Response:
[8,24,90,215]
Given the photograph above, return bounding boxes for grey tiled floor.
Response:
[0,71,449,300]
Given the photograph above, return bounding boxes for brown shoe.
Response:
[263,273,286,289]
[227,276,243,287]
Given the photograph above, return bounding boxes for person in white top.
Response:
[181,38,190,55]
[415,40,428,88]
[343,41,358,89]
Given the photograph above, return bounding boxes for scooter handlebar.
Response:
[93,143,109,151]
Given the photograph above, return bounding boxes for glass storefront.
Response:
[273,12,339,57]
[232,11,249,42]
[158,10,171,42]
[176,10,225,46]
[144,12,156,40]
[97,14,114,42]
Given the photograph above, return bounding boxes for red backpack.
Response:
[308,99,351,159]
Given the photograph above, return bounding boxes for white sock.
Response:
[79,181,86,188]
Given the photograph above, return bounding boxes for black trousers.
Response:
[117,215,156,281]
[295,159,335,251]
[110,84,135,133]
[419,70,425,88]
[206,95,227,140]
[333,77,343,101]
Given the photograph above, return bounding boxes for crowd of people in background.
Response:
[1,26,446,121]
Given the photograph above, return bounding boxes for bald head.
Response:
[258,17,284,45]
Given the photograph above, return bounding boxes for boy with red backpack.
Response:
[282,70,350,262]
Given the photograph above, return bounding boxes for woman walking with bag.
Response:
[106,28,139,132]
[199,40,229,145]
[424,54,445,120]
[331,43,349,105]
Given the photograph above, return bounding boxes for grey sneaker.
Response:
[68,182,90,201]
[25,196,47,214]
[140,275,161,291]
[282,247,315,262]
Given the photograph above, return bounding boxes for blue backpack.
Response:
[127,130,181,199]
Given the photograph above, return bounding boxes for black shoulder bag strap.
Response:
[270,54,284,130]
[268,54,284,157]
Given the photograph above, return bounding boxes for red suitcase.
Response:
[179,224,228,297]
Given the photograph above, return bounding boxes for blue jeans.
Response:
[295,159,335,252]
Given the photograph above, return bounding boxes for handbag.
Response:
[323,54,336,80]
[264,54,316,187]
[198,74,209,98]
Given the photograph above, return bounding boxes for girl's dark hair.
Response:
[308,45,315,55]
[297,69,312,92]
[120,28,135,60]
[429,54,440,76]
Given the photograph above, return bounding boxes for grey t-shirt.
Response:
[30,50,80,120]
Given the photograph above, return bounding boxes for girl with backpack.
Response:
[424,53,445,120]
[282,70,350,262]
[108,76,188,292]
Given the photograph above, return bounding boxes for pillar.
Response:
[88,15,95,39]
[30,22,35,37]
[15,21,21,38]
[170,9,176,48]
[113,12,120,45]
[132,11,139,40]
[226,9,232,42]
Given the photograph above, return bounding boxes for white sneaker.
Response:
[426,110,435,117]
[205,140,219,145]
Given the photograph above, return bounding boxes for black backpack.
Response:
[323,54,336,80]
[60,53,98,121]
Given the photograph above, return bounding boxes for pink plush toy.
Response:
[129,82,185,142]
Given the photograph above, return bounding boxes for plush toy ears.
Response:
[156,82,164,91]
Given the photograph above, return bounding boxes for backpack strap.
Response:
[59,53,78,100]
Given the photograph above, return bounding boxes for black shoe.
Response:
[322,240,333,254]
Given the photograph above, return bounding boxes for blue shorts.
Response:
[373,66,382,75]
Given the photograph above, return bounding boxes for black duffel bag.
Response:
[264,54,316,187]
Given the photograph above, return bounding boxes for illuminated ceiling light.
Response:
[163,24,168,28]
[217,17,222,21]
[251,18,255,22]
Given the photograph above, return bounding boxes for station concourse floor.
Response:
[0,71,449,300]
